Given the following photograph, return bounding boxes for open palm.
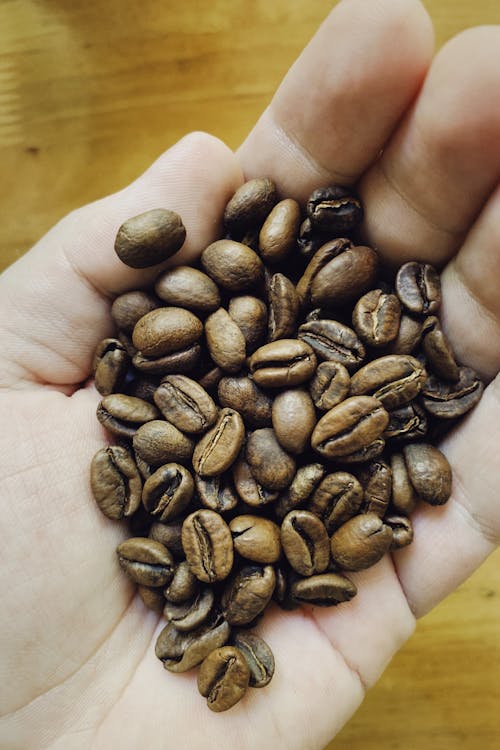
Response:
[1,1,500,748]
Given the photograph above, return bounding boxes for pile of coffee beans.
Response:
[90,179,484,712]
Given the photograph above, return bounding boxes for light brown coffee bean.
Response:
[267,273,300,341]
[308,471,364,532]
[132,307,203,357]
[90,444,142,520]
[352,290,401,347]
[164,587,214,632]
[298,319,365,371]
[205,308,247,373]
[114,208,186,268]
[403,443,452,505]
[396,261,441,314]
[385,515,414,548]
[198,646,250,712]
[224,178,278,236]
[258,198,301,263]
[192,408,245,477]
[155,613,230,673]
[290,572,357,606]
[349,354,427,410]
[93,338,129,396]
[330,513,393,571]
[164,561,199,603]
[222,564,276,625]
[274,463,326,520]
[154,375,217,435]
[246,428,296,491]
[201,240,264,292]
[228,296,268,353]
[149,521,184,559]
[96,394,160,439]
[310,245,379,307]
[232,632,275,688]
[311,396,389,460]
[309,361,351,411]
[142,463,194,522]
[387,313,423,355]
[272,389,316,455]
[296,238,352,307]
[182,509,234,583]
[232,458,280,507]
[137,585,165,612]
[154,266,220,313]
[132,343,202,376]
[218,375,273,428]
[133,420,194,466]
[281,510,330,576]
[229,515,281,564]
[249,339,317,388]
[116,537,175,587]
[111,291,159,334]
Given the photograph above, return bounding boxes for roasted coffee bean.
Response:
[340,439,386,464]
[281,510,330,576]
[272,389,316,455]
[350,354,426,410]
[222,564,276,626]
[310,245,379,308]
[352,290,401,347]
[246,428,296,491]
[205,308,247,373]
[390,453,418,515]
[249,339,317,388]
[232,458,280,507]
[149,521,185,559]
[199,365,225,395]
[132,343,202,375]
[198,646,250,712]
[311,396,389,459]
[164,587,214,631]
[154,266,220,313]
[275,463,326,520]
[192,408,244,477]
[267,273,299,341]
[224,178,278,236]
[155,613,230,673]
[90,444,142,520]
[201,240,264,292]
[164,561,199,603]
[96,394,160,439]
[218,375,273,428]
[154,375,217,435]
[298,319,365,371]
[421,316,459,381]
[93,338,129,396]
[116,537,175,586]
[125,374,161,403]
[385,515,414,548]
[330,513,393,571]
[195,473,239,513]
[309,361,351,411]
[297,217,324,258]
[142,463,194,522]
[306,185,363,234]
[137,585,166,612]
[384,402,427,441]
[290,572,357,607]
[132,307,203,358]
[229,515,281,564]
[228,296,268,353]
[182,509,234,583]
[111,291,158,334]
[272,564,298,610]
[358,460,392,517]
[133,420,194,466]
[395,261,441,314]
[258,198,301,263]
[308,471,364,532]
[387,313,423,354]
[233,632,275,688]
[420,366,484,419]
[134,450,154,481]
[296,238,353,307]
[114,208,186,268]
[403,443,452,505]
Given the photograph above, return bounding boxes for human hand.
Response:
[1,0,499,747]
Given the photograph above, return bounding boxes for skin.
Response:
[0,1,499,747]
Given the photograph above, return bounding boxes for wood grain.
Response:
[0,1,499,748]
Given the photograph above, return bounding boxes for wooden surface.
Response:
[1,0,499,747]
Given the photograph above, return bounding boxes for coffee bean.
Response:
[222,564,276,625]
[198,646,250,712]
[306,185,363,234]
[384,402,427,441]
[290,572,357,607]
[114,208,186,268]
[296,238,353,307]
[164,561,199,603]
[330,513,393,571]
[308,471,364,532]
[111,291,158,334]
[199,365,224,395]
[154,375,217,434]
[93,338,129,396]
[132,343,202,376]
[267,273,299,341]
[205,308,247,373]
[142,463,194,522]
[201,240,264,292]
[132,307,203,358]
[395,261,441,314]
[352,290,401,347]
[229,515,281,564]
[298,319,366,371]
[224,178,278,237]
[125,374,161,404]
[233,632,275,688]
[311,396,389,460]
[137,585,165,612]
[272,389,316,455]
[90,445,142,520]
[232,458,280,507]
[310,245,379,308]
[154,266,221,314]
[340,438,386,464]
[275,463,326,520]
[258,198,301,263]
[155,613,230,673]
[358,460,392,517]
[133,420,194,466]
[195,474,239,514]
[309,361,351,411]
[249,339,317,388]
[116,537,175,586]
[421,316,459,382]
[192,408,244,477]
[218,375,273,428]
[182,509,234,583]
[390,453,418,515]
[350,354,427,410]
[297,217,324,258]
[281,510,330,576]
[246,428,296,491]
[385,515,414,548]
[164,587,214,632]
[387,313,423,355]
[420,366,483,419]
[403,443,452,505]
[97,394,160,439]
[228,296,268,353]
[149,521,184,558]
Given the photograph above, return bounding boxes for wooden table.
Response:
[1,1,499,747]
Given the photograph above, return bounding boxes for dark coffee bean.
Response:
[290,572,357,606]
[233,632,275,688]
[199,365,225,395]
[125,374,161,403]
[384,402,428,441]
[308,471,364,532]
[218,375,273,428]
[155,613,230,673]
[420,366,484,419]
[224,178,278,236]
[272,389,316,455]
[164,561,199,603]
[259,198,301,263]
[249,339,317,388]
[309,361,351,411]
[164,587,214,631]
[311,396,389,460]
[310,245,379,308]
[228,296,268,353]
[195,473,239,513]
[133,420,194,466]
[192,408,244,477]
[114,208,186,268]
[198,646,250,712]
[385,515,414,548]
[306,185,363,234]
[137,585,166,612]
[154,375,218,435]
[297,217,323,258]
[132,343,202,376]
[201,240,264,292]
[403,443,452,505]
[350,354,427,410]
[232,458,280,507]
[222,564,276,625]
[93,338,129,396]
[390,453,418,515]
[267,273,300,341]
[273,564,299,610]
[132,307,203,358]
[90,445,142,520]
[246,428,296,491]
[154,266,220,313]
[387,313,423,354]
[330,513,393,571]
[229,515,281,564]
[116,537,175,586]
[358,460,392,517]
[421,316,459,381]
[97,394,160,439]
[182,509,234,583]
[111,291,158,334]
[395,261,441,314]
[281,510,330,576]
[275,463,326,520]
[296,238,353,307]
[142,463,194,522]
[298,319,365,371]
[149,520,185,559]
[205,308,247,373]
[352,290,401,347]
[134,450,153,480]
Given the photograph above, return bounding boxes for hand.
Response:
[1,1,499,747]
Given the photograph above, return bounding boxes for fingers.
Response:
[238,0,433,199]
[0,133,242,388]
[360,26,500,265]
